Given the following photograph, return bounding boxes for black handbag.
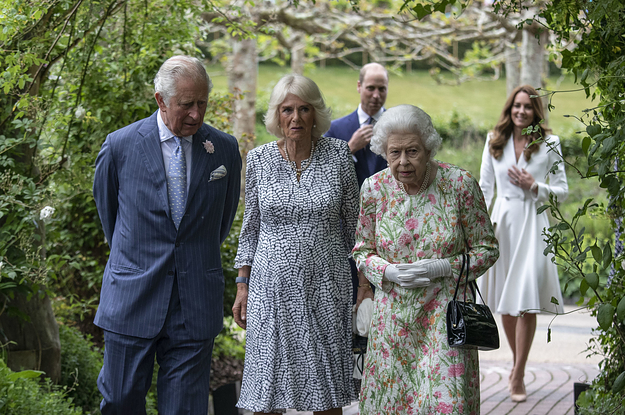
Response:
[446,253,500,351]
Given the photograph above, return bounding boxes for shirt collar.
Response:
[357,104,385,125]
[157,110,193,143]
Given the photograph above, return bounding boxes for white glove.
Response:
[414,258,452,279]
[384,259,452,289]
[384,263,431,289]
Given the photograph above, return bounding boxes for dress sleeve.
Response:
[352,178,393,292]
[531,135,569,204]
[234,150,260,268]
[458,172,500,282]
[339,141,360,255]
[479,133,495,210]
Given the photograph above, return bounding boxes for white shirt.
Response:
[357,104,384,126]
[157,110,192,192]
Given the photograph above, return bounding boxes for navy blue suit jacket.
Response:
[93,111,241,340]
[326,110,387,187]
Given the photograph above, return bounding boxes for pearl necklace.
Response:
[398,161,431,195]
[283,140,315,181]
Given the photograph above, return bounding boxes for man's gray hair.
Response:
[265,74,332,139]
[370,104,442,160]
[154,56,213,106]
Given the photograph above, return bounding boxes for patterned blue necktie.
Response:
[167,137,187,228]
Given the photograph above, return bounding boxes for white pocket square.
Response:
[209,165,227,182]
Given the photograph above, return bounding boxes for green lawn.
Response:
[208,64,592,141]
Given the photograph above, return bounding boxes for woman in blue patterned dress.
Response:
[232,74,359,414]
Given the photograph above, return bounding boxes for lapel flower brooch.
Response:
[203,140,215,154]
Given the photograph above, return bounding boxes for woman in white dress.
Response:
[478,85,568,403]
[232,74,359,414]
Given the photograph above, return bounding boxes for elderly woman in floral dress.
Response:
[353,104,499,414]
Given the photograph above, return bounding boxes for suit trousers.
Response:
[98,277,214,415]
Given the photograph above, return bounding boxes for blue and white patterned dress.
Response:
[234,137,360,413]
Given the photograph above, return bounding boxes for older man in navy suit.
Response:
[93,55,241,414]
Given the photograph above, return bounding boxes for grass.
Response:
[207,64,592,143]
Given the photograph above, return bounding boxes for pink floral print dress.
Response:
[353,163,499,415]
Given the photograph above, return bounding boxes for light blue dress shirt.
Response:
[157,110,192,192]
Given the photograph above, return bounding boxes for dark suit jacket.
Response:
[326,110,387,187]
[93,111,241,340]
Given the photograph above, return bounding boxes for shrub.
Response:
[220,207,244,319]
[0,359,81,415]
[58,325,103,413]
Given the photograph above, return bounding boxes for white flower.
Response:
[40,206,55,223]
[203,140,215,154]
[75,106,86,120]
[0,261,3,272]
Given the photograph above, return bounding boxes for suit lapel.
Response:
[137,112,171,219]
[505,135,518,166]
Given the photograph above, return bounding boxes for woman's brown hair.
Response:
[489,85,552,161]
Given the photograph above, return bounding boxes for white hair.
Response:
[154,56,212,106]
[370,104,442,160]
[265,74,332,139]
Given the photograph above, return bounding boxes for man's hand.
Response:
[232,283,249,329]
[355,270,374,312]
[348,124,374,153]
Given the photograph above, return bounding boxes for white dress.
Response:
[478,134,567,316]
[234,137,359,412]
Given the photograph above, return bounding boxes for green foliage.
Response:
[0,0,241,337]
[214,317,246,360]
[577,383,625,415]
[431,109,489,148]
[399,0,471,20]
[0,0,205,309]
[0,359,82,415]
[489,0,625,408]
[220,208,244,318]
[58,325,102,413]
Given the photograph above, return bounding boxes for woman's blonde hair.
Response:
[265,74,332,139]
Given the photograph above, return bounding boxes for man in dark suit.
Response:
[326,62,389,188]
[93,55,241,415]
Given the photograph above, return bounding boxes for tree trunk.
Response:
[228,37,258,195]
[505,41,521,96]
[0,293,61,382]
[291,33,305,75]
[520,28,549,121]
[520,29,546,88]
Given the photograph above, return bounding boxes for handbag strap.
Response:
[452,253,467,302]
[452,253,487,304]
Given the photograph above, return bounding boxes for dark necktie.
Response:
[167,137,187,228]
[365,117,378,174]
